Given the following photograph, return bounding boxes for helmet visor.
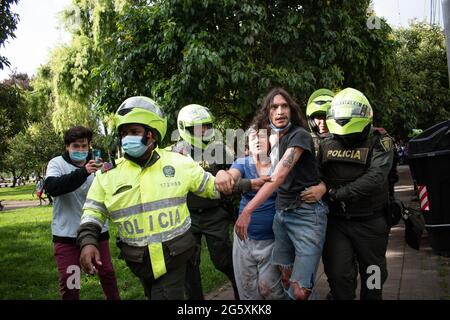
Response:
[328,101,371,120]
[117,97,164,118]
[186,124,215,141]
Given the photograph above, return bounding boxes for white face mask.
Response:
[269,120,291,132]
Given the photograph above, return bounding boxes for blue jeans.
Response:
[271,201,328,296]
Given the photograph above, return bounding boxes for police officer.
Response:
[77,96,221,300]
[306,88,358,300]
[306,88,335,154]
[174,104,240,300]
[318,88,393,300]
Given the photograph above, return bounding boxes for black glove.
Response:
[328,188,337,202]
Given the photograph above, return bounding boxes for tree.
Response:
[1,122,64,186]
[27,65,54,123]
[0,76,28,158]
[0,0,19,69]
[1,132,36,187]
[51,40,99,132]
[384,23,450,139]
[93,0,396,141]
[49,0,118,133]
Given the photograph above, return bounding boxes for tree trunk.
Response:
[11,171,17,188]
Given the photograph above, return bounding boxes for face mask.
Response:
[269,120,291,133]
[69,151,89,162]
[121,135,149,158]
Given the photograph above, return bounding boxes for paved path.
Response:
[0,200,45,211]
[206,165,450,300]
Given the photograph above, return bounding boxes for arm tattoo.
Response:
[282,148,296,168]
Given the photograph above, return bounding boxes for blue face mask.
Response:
[69,151,89,162]
[269,120,292,133]
[121,135,149,158]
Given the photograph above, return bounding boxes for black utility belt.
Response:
[189,206,219,213]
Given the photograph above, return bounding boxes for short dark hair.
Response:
[64,126,93,145]
[252,87,307,131]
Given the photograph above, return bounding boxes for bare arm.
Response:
[235,147,303,240]
[242,147,303,214]
[215,169,271,194]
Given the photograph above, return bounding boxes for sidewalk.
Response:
[0,200,44,211]
[206,165,450,300]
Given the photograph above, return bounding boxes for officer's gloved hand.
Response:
[328,188,346,213]
[328,188,337,201]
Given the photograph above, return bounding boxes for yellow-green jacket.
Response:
[77,147,218,279]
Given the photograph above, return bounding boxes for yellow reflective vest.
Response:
[80,147,219,279]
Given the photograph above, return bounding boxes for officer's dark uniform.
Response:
[172,140,240,300]
[318,128,394,300]
[311,131,330,156]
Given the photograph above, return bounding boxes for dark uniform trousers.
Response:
[119,231,196,300]
[322,214,389,300]
[185,206,239,300]
[126,260,187,300]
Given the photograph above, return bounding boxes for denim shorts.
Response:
[271,201,328,292]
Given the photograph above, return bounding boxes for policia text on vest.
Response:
[326,148,369,163]
[117,207,183,236]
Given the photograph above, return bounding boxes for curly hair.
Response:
[251,87,307,131]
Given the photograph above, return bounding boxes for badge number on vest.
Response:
[326,148,369,164]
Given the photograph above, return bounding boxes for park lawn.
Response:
[0,206,227,299]
[0,184,36,201]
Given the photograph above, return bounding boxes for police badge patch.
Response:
[380,137,393,152]
[163,165,176,177]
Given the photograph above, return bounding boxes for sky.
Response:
[0,0,446,81]
[0,0,71,81]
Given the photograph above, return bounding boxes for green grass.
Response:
[0,205,227,299]
[0,184,36,201]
